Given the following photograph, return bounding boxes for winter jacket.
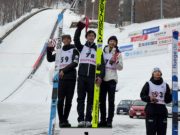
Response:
[103,45,123,83]
[73,25,105,79]
[47,44,79,80]
[140,77,172,116]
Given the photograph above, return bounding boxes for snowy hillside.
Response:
[0,8,179,135]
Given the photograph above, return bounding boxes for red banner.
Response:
[131,35,148,42]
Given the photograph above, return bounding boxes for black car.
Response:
[116,100,133,115]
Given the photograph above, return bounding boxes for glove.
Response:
[59,70,64,79]
[150,96,158,103]
[109,47,120,65]
[96,77,102,86]
[47,39,55,52]
[109,59,116,65]
[77,21,86,30]
[47,46,54,52]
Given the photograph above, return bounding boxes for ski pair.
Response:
[48,11,64,135]
[92,0,106,128]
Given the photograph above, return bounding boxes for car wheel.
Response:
[129,115,133,118]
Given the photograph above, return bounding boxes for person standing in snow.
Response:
[140,67,172,135]
[74,20,105,127]
[99,36,123,127]
[47,35,79,127]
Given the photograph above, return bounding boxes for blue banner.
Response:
[119,45,133,52]
[143,26,160,35]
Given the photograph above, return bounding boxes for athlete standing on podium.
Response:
[74,20,105,127]
[99,36,123,127]
[47,35,79,127]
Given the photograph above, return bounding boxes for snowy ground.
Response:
[0,9,61,101]
[0,103,178,135]
[0,6,180,135]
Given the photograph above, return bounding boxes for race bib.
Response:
[103,53,116,71]
[148,81,166,104]
[79,46,96,65]
[59,49,73,69]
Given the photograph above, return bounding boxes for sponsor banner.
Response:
[123,46,168,59]
[131,35,148,42]
[123,50,143,58]
[138,40,157,47]
[118,44,133,52]
[157,35,180,46]
[164,22,180,29]
[157,36,172,46]
[157,35,180,40]
[153,31,168,38]
[143,26,160,35]
[151,30,180,39]
[158,36,172,41]
[128,30,142,37]
[158,38,172,46]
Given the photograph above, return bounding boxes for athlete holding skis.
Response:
[99,36,123,127]
[47,35,79,127]
[140,67,172,135]
[74,20,105,127]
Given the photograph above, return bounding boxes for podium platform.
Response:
[59,128,112,135]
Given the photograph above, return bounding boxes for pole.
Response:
[160,0,163,19]
[172,31,179,135]
[92,1,95,19]
[131,0,134,24]
[84,0,87,15]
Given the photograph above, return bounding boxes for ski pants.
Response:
[57,79,76,123]
[99,80,116,123]
[77,76,95,122]
[146,114,167,135]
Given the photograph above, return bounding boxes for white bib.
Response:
[59,48,73,69]
[148,81,166,104]
[79,46,96,65]
[103,53,116,71]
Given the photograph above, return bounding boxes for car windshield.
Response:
[119,100,132,105]
[133,100,146,106]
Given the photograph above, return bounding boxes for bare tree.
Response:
[135,0,180,23]
[0,0,56,25]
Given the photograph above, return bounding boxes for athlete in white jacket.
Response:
[99,36,123,127]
